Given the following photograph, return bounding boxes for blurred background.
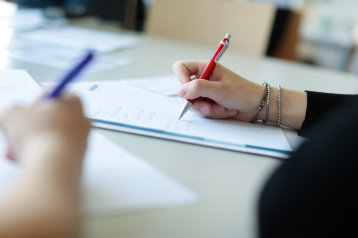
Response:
[1,0,358,74]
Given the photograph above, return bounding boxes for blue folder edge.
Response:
[92,118,292,158]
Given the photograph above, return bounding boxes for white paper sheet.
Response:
[125,75,181,96]
[0,70,40,109]
[0,131,198,218]
[69,80,293,158]
[82,132,197,218]
[0,70,198,218]
[20,26,138,52]
[6,37,131,73]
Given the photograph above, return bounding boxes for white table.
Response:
[2,19,358,238]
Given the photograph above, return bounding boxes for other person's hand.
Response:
[0,93,91,168]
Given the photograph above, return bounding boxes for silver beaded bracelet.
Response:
[264,83,270,124]
[253,82,268,121]
[253,82,282,127]
[277,84,281,126]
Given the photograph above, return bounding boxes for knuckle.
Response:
[191,79,203,92]
[63,92,78,101]
[68,94,82,107]
[73,95,82,104]
[172,61,181,70]
[172,61,185,73]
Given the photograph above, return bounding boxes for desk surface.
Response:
[2,18,358,238]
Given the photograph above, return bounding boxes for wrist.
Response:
[255,85,307,129]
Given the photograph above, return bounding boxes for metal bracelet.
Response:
[277,84,281,126]
[253,82,268,122]
[264,83,270,124]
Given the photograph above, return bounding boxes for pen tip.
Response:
[178,110,185,120]
[177,101,192,120]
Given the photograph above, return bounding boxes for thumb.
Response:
[178,79,223,102]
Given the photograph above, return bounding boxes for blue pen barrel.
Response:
[45,51,94,100]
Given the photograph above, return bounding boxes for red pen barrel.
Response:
[199,59,217,80]
[199,36,229,80]
[178,34,231,119]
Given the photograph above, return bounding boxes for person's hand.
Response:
[0,93,91,168]
[0,94,91,238]
[173,60,264,121]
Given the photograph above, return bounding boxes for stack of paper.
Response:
[7,37,131,73]
[20,26,138,53]
[68,77,293,158]
[6,24,137,72]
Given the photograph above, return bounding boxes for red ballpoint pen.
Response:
[178,33,231,120]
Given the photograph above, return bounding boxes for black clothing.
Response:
[259,91,358,238]
[299,91,357,136]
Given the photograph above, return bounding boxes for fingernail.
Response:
[178,86,187,96]
[214,106,225,114]
[200,106,210,114]
[228,110,237,116]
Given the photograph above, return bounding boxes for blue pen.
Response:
[45,51,94,100]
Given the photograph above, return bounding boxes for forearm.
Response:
[256,86,307,130]
[0,138,84,238]
[0,176,81,238]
